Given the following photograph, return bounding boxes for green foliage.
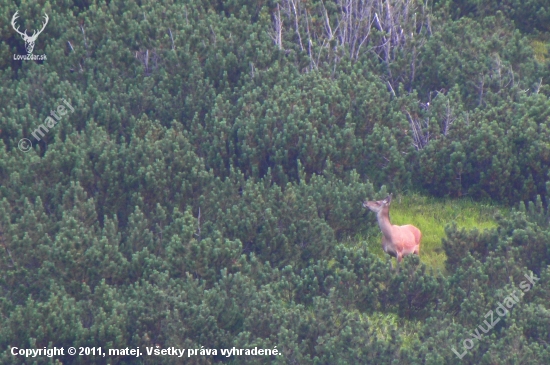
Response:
[416,93,550,203]
[438,0,550,33]
[363,193,503,272]
[1,0,550,363]
[531,39,549,62]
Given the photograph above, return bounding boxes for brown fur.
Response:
[363,194,421,267]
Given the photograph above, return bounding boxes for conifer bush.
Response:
[1,0,550,363]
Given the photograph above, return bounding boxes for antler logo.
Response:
[11,11,49,54]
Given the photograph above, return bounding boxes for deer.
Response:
[11,11,49,54]
[363,194,421,270]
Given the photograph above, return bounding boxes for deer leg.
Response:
[396,252,403,272]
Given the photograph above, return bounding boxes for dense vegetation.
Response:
[1,0,550,363]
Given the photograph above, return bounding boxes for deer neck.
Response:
[376,210,393,239]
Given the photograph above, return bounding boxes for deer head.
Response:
[11,11,49,54]
[363,194,392,213]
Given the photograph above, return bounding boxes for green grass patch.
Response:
[359,193,505,273]
[366,311,421,348]
[531,39,549,63]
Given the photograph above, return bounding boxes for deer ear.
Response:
[386,194,392,203]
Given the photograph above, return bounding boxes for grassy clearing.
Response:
[366,311,421,348]
[531,39,549,63]
[358,193,506,273]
